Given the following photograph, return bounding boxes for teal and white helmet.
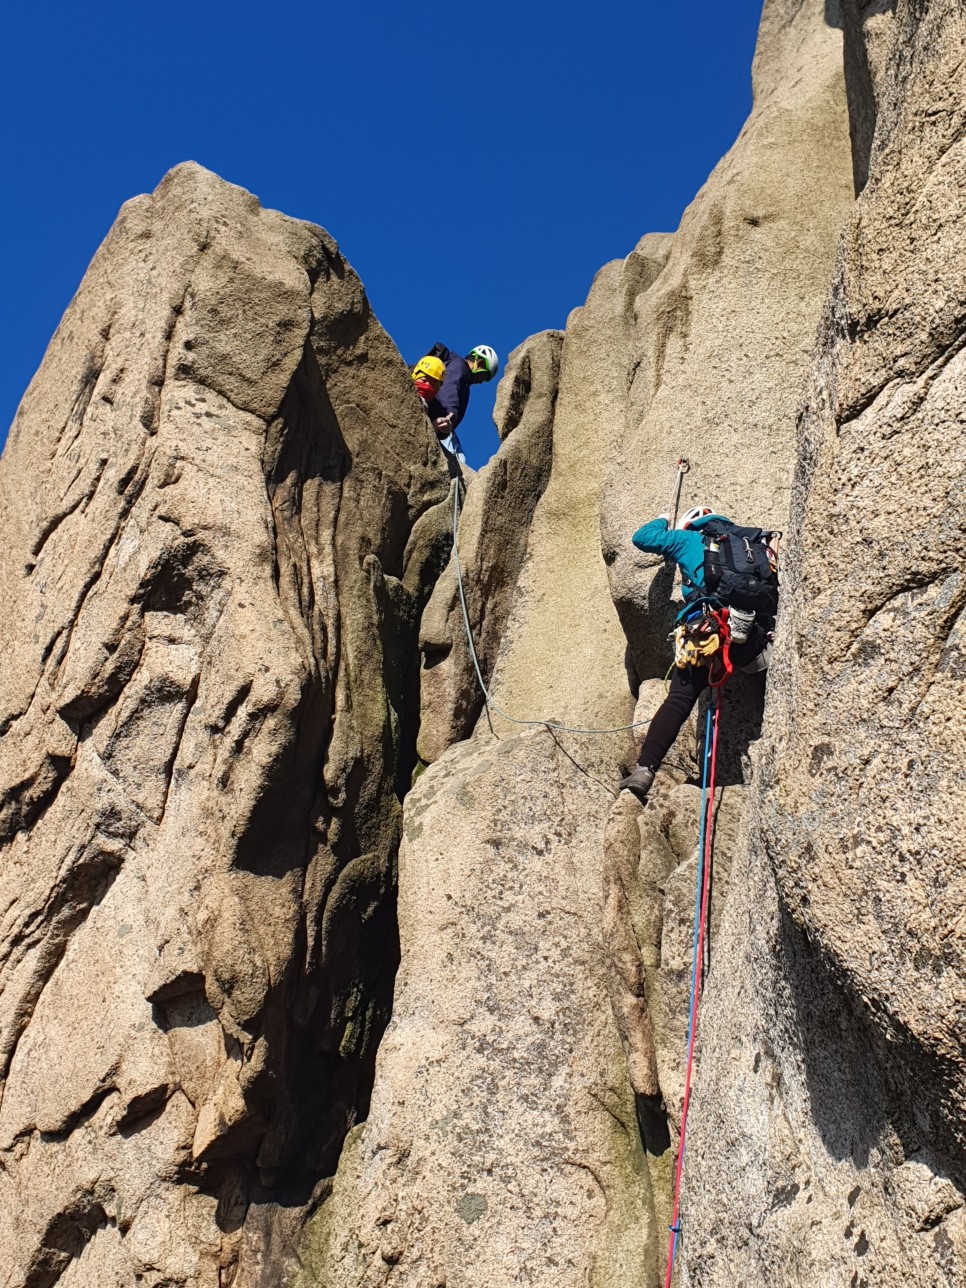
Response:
[467,344,499,380]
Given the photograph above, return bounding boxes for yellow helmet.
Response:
[413,355,446,384]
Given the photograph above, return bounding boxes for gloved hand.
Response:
[658,512,672,524]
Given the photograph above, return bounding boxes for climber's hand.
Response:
[435,414,454,433]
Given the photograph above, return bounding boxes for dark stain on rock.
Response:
[773,1182,800,1209]
[456,1193,488,1224]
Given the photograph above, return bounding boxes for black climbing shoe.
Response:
[620,766,655,803]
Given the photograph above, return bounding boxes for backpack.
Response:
[693,519,779,618]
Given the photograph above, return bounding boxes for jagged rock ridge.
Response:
[3,1,964,1285]
[0,162,450,1286]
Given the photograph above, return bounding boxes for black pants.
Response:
[637,627,768,772]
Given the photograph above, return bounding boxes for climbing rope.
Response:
[664,690,722,1288]
[450,480,652,736]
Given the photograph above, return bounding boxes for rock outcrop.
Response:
[304,2,855,1285]
[602,0,854,681]
[4,1,963,1285]
[0,162,449,1286]
[302,731,656,1288]
[682,5,966,1283]
[417,330,561,763]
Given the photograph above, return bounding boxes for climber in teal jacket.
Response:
[631,511,730,600]
[621,506,775,805]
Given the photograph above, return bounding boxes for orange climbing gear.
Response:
[673,606,732,685]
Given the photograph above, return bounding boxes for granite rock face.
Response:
[602,0,854,682]
[682,5,966,1285]
[304,3,856,1286]
[416,330,561,764]
[8,0,962,1284]
[301,731,656,1288]
[0,162,449,1287]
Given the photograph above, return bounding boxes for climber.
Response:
[424,343,499,464]
[620,505,779,804]
[412,355,446,407]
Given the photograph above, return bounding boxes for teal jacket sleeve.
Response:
[631,519,706,592]
[633,518,685,560]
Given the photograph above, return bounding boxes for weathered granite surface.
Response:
[417,330,561,763]
[305,3,857,1285]
[8,2,962,1285]
[0,162,449,1287]
[682,4,966,1284]
[300,730,656,1288]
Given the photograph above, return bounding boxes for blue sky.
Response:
[1,1,763,468]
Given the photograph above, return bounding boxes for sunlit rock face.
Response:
[303,2,856,1286]
[683,4,966,1285]
[0,161,449,1287]
[601,0,855,683]
[11,1,959,1283]
[416,329,561,764]
[300,729,658,1288]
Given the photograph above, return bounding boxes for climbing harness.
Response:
[450,481,652,737]
[664,690,722,1288]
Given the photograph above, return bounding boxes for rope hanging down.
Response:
[664,692,721,1287]
[450,480,652,737]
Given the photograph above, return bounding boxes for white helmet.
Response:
[679,505,714,530]
[467,344,499,380]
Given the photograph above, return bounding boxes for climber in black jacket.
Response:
[425,343,499,463]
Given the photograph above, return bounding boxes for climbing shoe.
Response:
[620,766,655,804]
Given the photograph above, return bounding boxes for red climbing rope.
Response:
[663,690,722,1287]
[708,608,732,688]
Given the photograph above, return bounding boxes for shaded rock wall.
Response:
[683,4,966,1285]
[0,163,449,1287]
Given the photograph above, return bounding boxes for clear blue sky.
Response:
[2,1,764,469]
